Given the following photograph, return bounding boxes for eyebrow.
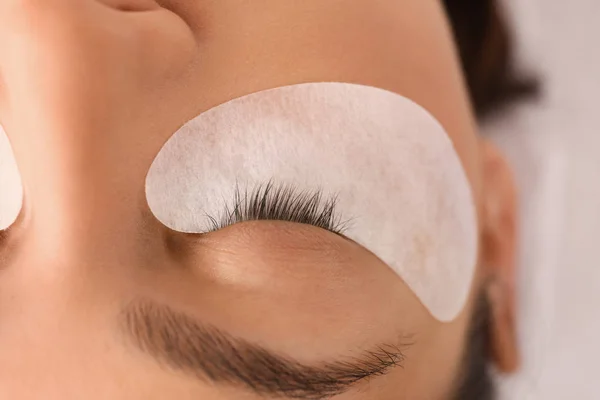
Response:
[120,301,411,400]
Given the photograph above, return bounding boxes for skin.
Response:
[0,0,519,399]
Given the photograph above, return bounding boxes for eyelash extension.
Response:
[206,181,348,235]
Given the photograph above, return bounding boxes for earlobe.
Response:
[479,139,520,373]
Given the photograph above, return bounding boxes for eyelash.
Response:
[205,181,348,235]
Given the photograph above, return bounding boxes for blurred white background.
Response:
[484,0,600,398]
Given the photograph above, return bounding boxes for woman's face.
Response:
[0,1,518,399]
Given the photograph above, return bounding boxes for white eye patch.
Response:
[146,83,478,322]
[0,127,23,231]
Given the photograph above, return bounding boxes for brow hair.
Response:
[120,301,411,400]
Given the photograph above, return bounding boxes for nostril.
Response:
[96,0,160,12]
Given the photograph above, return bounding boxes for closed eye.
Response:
[204,181,349,236]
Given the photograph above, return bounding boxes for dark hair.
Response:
[444,0,540,119]
[452,294,495,400]
[442,1,540,398]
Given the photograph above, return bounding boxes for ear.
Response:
[479,139,520,373]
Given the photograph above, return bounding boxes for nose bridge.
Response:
[1,116,149,253]
[0,0,202,263]
[0,1,154,244]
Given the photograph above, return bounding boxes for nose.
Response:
[0,0,196,255]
